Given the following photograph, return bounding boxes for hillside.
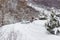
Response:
[30,0,60,9]
[0,0,39,26]
[0,0,60,26]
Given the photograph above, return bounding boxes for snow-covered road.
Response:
[0,20,60,40]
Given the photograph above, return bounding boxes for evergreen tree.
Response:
[45,10,60,35]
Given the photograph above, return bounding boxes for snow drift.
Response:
[0,20,60,40]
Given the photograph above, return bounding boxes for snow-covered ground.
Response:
[0,20,60,40]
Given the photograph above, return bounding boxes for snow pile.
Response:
[0,20,60,40]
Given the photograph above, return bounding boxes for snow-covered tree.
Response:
[45,10,60,35]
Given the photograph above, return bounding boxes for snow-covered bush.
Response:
[38,11,47,20]
[21,20,31,24]
[45,10,60,35]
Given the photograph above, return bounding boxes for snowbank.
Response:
[0,20,60,40]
